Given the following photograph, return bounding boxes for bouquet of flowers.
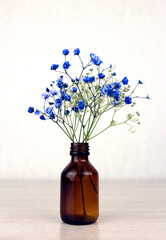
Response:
[28,48,149,142]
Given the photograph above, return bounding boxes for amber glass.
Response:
[60,143,99,225]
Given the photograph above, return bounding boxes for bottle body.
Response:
[60,143,99,225]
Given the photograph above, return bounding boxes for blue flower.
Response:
[63,83,68,88]
[107,83,114,89]
[122,77,129,85]
[34,109,40,115]
[72,106,79,112]
[60,91,65,100]
[50,90,58,96]
[62,49,69,55]
[64,94,71,101]
[98,73,105,79]
[60,90,65,95]
[112,72,116,76]
[107,85,115,97]
[89,76,95,83]
[101,87,107,95]
[41,92,49,99]
[72,87,77,93]
[114,90,120,102]
[60,90,65,100]
[55,98,62,108]
[72,77,79,83]
[114,82,121,89]
[125,96,132,104]
[90,53,102,66]
[46,88,49,92]
[45,107,53,115]
[110,64,112,68]
[83,76,90,83]
[28,107,34,113]
[111,101,116,107]
[63,61,71,70]
[50,64,59,70]
[64,110,70,115]
[50,113,55,119]
[40,115,46,120]
[78,100,84,111]
[56,77,63,89]
[73,48,80,55]
[146,95,150,99]
[138,80,143,84]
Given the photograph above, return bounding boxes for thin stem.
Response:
[65,70,73,81]
[83,116,96,142]
[78,55,84,68]
[73,115,79,142]
[85,103,110,141]
[66,115,73,136]
[83,162,98,193]
[41,108,71,139]
[55,70,66,74]
[51,118,73,141]
[101,66,110,73]
[86,109,92,135]
[95,101,124,118]
[129,83,139,97]
[80,164,86,215]
[62,122,73,142]
[132,96,149,99]
[89,117,128,141]
[88,93,101,108]
[78,108,87,142]
[72,113,78,142]
[86,115,101,141]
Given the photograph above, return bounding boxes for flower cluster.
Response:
[28,49,149,142]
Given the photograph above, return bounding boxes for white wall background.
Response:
[0,0,166,180]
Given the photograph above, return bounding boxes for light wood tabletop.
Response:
[0,181,166,240]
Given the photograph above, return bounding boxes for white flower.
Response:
[65,102,71,108]
[93,79,99,86]
[131,116,139,122]
[128,126,137,133]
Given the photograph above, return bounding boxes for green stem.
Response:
[51,118,73,141]
[84,102,109,141]
[72,113,78,141]
[78,107,87,142]
[83,116,96,142]
[66,115,74,138]
[89,117,129,141]
[73,115,79,142]
[63,122,73,142]
[86,115,101,141]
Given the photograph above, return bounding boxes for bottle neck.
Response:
[70,143,89,163]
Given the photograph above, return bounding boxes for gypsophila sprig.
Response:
[28,49,150,142]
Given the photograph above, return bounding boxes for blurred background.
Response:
[0,0,165,180]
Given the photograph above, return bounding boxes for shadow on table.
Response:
[59,221,99,240]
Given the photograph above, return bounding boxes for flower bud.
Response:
[128,126,136,133]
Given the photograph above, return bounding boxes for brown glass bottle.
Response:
[60,143,99,225]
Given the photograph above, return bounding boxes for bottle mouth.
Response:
[70,143,90,156]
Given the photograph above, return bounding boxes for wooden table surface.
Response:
[0,181,166,240]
